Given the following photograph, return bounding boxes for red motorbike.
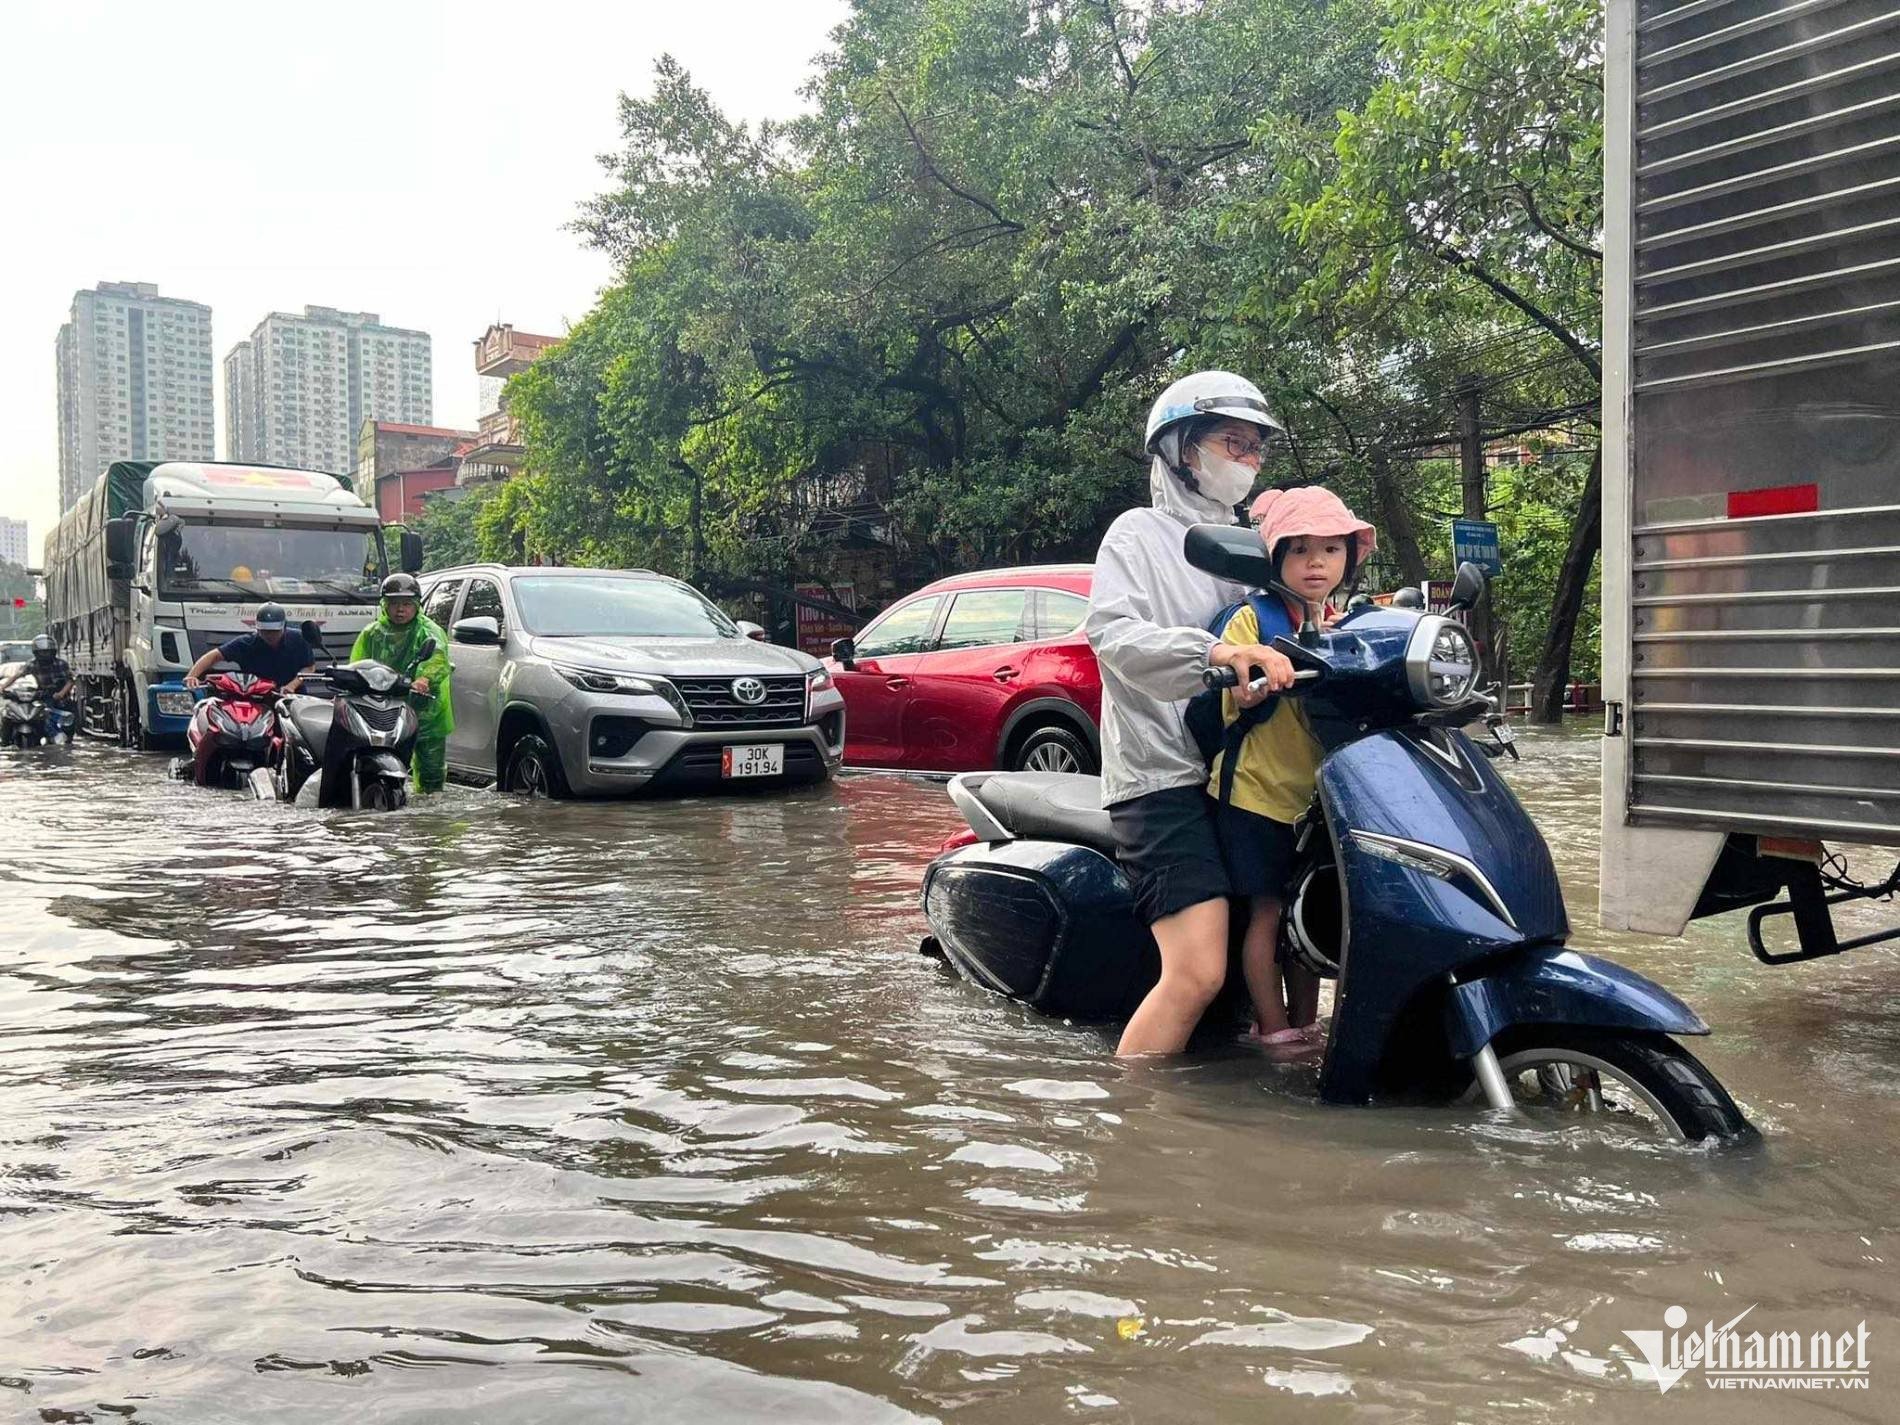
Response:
[174,672,283,789]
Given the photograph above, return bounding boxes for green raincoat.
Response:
[350,608,454,737]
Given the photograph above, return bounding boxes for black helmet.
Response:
[380,573,422,602]
[31,634,56,661]
[254,602,288,631]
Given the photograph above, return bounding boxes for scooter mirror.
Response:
[300,619,327,652]
[1183,523,1271,585]
[1449,561,1487,612]
[1186,523,1322,646]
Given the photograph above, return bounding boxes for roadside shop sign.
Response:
[795,583,857,658]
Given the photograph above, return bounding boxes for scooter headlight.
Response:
[1404,616,1478,708]
[1349,831,1518,930]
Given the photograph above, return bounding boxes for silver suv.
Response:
[420,565,845,796]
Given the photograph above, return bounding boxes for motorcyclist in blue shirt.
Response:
[183,603,317,692]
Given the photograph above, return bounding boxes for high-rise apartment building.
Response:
[223,307,432,474]
[55,282,215,511]
[222,340,256,465]
[0,517,29,568]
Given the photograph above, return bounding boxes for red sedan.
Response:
[826,565,1100,774]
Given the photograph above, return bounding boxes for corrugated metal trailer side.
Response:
[1603,0,1900,936]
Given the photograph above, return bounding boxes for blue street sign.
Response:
[1452,518,1503,575]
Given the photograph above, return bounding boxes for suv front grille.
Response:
[673,674,807,730]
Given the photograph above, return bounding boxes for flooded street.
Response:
[3,728,1897,1422]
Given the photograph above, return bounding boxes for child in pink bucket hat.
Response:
[1213,486,1377,1047]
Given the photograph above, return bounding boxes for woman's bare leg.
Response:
[1116,897,1229,1057]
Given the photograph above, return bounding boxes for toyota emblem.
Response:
[732,676,768,705]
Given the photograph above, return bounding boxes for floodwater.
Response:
[2,729,1896,1423]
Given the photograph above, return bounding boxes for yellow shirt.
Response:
[1205,600,1323,824]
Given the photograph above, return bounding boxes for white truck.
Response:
[1600,0,1900,961]
[44,461,421,747]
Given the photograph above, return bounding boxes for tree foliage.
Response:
[498,0,1607,700]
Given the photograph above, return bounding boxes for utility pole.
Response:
[1454,377,1503,692]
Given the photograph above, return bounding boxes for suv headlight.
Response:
[555,664,661,696]
[807,667,833,693]
[1404,616,1478,707]
[553,664,691,723]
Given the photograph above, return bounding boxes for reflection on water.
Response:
[2,729,1896,1421]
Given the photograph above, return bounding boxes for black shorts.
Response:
[1107,785,1232,926]
[1211,799,1300,901]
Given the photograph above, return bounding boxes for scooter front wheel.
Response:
[1467,1029,1758,1146]
[360,779,408,812]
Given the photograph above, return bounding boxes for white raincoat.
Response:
[1085,458,1248,807]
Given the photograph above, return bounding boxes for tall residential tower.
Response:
[224,306,432,474]
[55,282,215,511]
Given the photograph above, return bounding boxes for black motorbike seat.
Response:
[961,772,1118,856]
[284,696,332,762]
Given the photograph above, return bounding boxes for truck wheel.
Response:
[503,733,571,798]
[1012,724,1095,775]
[1468,1028,1758,1145]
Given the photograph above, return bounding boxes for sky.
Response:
[0,0,852,557]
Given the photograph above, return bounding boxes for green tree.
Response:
[1,561,45,643]
[506,0,1386,599]
[1250,0,1602,717]
[411,486,500,573]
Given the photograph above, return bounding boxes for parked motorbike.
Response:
[2,677,72,749]
[252,628,433,812]
[172,672,281,788]
[920,526,1756,1145]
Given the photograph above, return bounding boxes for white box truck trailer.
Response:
[1601,0,1900,961]
[44,461,421,747]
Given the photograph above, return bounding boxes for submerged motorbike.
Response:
[252,628,432,811]
[3,678,72,749]
[921,526,1756,1145]
[173,672,281,788]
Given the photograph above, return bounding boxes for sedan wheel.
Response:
[1014,725,1095,775]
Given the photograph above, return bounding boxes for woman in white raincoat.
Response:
[1085,371,1298,1056]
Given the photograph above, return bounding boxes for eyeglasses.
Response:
[1207,431,1269,463]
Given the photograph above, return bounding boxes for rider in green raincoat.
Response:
[351,573,454,793]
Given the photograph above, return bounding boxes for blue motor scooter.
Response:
[920,524,1755,1143]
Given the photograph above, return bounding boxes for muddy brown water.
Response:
[2,728,1897,1423]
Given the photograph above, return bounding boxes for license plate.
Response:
[722,743,784,778]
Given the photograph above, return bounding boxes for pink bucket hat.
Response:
[1249,486,1377,568]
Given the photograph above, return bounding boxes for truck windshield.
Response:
[158,525,386,602]
[512,576,738,638]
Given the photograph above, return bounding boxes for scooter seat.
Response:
[283,696,332,762]
[960,772,1118,856]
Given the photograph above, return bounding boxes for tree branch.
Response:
[1514,183,1601,261]
[1412,232,1602,383]
[884,85,1023,233]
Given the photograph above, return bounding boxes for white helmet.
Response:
[1144,370,1284,468]
[1147,368,1284,452]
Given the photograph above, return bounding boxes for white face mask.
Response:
[1189,447,1257,506]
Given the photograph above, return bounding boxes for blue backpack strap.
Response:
[1211,591,1298,806]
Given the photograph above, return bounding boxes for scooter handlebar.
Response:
[1200,666,1322,692]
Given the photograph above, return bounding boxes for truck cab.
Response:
[48,462,420,747]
